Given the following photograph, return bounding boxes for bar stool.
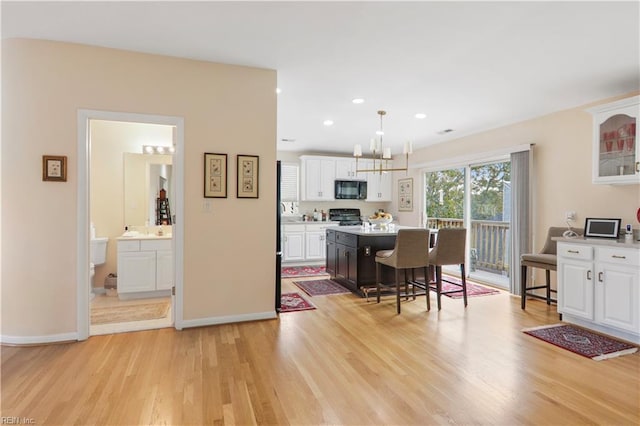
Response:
[375,229,431,314]
[428,228,467,310]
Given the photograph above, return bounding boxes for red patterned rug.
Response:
[431,276,501,298]
[281,265,328,278]
[279,292,316,313]
[523,323,638,361]
[293,279,351,296]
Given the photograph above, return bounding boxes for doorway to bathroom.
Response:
[77,109,184,339]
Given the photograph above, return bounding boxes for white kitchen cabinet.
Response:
[117,238,173,297]
[558,244,594,320]
[588,95,639,185]
[594,247,639,333]
[335,158,359,180]
[558,240,640,343]
[282,222,339,264]
[366,161,393,202]
[305,223,336,261]
[156,249,174,290]
[301,156,336,201]
[283,224,305,262]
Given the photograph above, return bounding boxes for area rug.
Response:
[523,323,638,361]
[431,276,501,298]
[293,279,351,296]
[91,301,170,325]
[281,265,328,278]
[280,292,316,313]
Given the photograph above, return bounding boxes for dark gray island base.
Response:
[326,225,423,295]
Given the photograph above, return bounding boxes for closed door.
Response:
[284,232,305,262]
[118,251,156,293]
[558,260,594,320]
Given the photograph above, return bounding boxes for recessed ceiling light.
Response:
[323,120,334,126]
[415,113,427,119]
[275,88,281,94]
[352,98,365,104]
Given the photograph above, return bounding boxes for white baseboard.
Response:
[0,332,78,346]
[181,311,277,329]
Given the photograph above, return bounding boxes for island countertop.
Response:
[326,224,424,236]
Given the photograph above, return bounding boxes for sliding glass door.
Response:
[424,160,511,289]
[469,161,511,288]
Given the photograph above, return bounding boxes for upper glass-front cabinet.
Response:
[588,96,639,185]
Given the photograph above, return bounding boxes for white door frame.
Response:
[77,109,184,340]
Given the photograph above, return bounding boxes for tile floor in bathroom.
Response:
[90,294,173,336]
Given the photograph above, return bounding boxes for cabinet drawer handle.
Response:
[587,270,592,280]
[636,161,639,173]
[598,272,603,282]
[567,250,579,254]
[611,255,626,259]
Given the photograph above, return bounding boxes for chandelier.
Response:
[353,110,412,174]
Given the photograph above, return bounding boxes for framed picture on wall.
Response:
[42,155,67,182]
[398,178,413,211]
[204,152,227,198]
[237,155,259,198]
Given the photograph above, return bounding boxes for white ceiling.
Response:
[2,1,639,155]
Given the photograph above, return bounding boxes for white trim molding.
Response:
[1,332,79,346]
[181,311,278,329]
[77,109,185,340]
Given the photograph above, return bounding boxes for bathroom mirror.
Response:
[124,153,173,227]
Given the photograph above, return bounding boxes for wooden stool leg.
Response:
[460,264,467,307]
[395,269,401,314]
[376,262,381,304]
[545,269,551,305]
[436,266,443,311]
[521,264,527,309]
[424,266,430,311]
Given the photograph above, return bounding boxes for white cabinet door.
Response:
[117,251,156,293]
[367,165,392,202]
[156,249,174,290]
[588,95,639,185]
[305,231,326,260]
[303,158,335,201]
[558,259,594,320]
[335,158,358,180]
[284,231,305,262]
[596,263,639,333]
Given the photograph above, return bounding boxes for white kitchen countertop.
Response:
[553,236,640,249]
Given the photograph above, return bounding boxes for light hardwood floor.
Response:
[2,277,639,425]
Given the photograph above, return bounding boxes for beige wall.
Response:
[1,39,276,338]
[390,92,640,251]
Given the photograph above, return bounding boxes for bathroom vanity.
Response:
[117,235,173,299]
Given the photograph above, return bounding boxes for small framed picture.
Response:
[584,218,621,239]
[398,178,413,211]
[204,153,227,198]
[237,155,259,198]
[42,155,67,182]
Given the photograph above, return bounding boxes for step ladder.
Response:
[156,196,172,225]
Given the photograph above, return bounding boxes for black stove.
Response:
[329,208,362,226]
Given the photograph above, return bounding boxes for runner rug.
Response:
[293,279,351,296]
[433,276,501,298]
[523,323,638,361]
[91,301,170,325]
[280,292,316,313]
[281,265,328,278]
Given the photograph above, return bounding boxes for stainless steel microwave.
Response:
[335,180,367,200]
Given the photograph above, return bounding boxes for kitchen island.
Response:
[326,225,425,294]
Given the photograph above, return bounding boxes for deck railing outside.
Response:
[427,218,510,275]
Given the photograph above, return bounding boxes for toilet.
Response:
[90,237,108,296]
